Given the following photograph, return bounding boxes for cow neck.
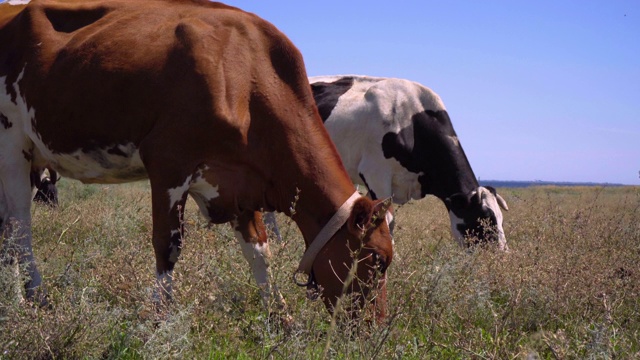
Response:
[425,153,479,202]
[433,173,478,201]
[408,109,481,202]
[263,99,360,271]
[293,190,360,281]
[268,110,358,249]
[287,182,356,249]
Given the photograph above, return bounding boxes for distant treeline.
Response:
[479,180,627,188]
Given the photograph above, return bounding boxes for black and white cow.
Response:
[31,168,59,207]
[308,75,509,250]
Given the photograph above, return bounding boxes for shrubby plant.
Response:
[1,181,638,358]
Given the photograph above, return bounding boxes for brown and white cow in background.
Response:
[0,0,393,319]
[305,75,509,250]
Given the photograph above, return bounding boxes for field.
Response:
[1,181,639,359]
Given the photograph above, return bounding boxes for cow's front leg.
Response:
[150,181,188,306]
[232,211,286,312]
[358,162,396,236]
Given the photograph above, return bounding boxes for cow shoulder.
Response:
[309,76,355,122]
[363,78,427,130]
[373,79,451,171]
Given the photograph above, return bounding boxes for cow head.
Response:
[32,170,59,207]
[311,197,393,320]
[445,186,509,250]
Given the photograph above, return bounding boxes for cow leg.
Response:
[231,211,286,311]
[149,179,188,306]
[357,162,396,236]
[0,152,45,304]
[262,212,282,242]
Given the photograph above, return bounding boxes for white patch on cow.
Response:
[309,76,507,252]
[188,168,220,222]
[448,211,467,248]
[167,167,220,220]
[391,170,424,203]
[0,72,43,293]
[310,75,446,207]
[478,187,508,251]
[232,221,274,306]
[46,145,145,183]
[7,0,31,5]
[385,210,395,246]
[1,71,36,141]
[3,70,146,184]
[168,175,192,210]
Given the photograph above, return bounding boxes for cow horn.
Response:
[496,193,509,211]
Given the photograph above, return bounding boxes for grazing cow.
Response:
[31,168,58,206]
[308,75,509,250]
[0,0,393,319]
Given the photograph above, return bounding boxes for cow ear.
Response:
[485,186,497,196]
[484,186,509,211]
[372,197,392,223]
[347,198,374,237]
[445,192,469,210]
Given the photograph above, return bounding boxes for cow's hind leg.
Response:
[232,211,287,312]
[149,178,189,307]
[0,149,45,304]
[358,160,396,236]
[263,212,282,242]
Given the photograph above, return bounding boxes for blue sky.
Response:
[224,1,640,185]
[2,0,638,184]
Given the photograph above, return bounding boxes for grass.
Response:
[1,181,639,359]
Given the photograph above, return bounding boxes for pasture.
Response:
[1,181,639,359]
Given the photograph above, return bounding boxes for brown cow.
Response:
[0,0,393,319]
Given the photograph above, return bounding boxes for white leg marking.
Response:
[231,221,281,307]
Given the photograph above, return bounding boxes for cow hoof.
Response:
[25,288,50,309]
[268,311,295,333]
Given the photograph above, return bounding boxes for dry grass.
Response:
[1,181,639,359]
